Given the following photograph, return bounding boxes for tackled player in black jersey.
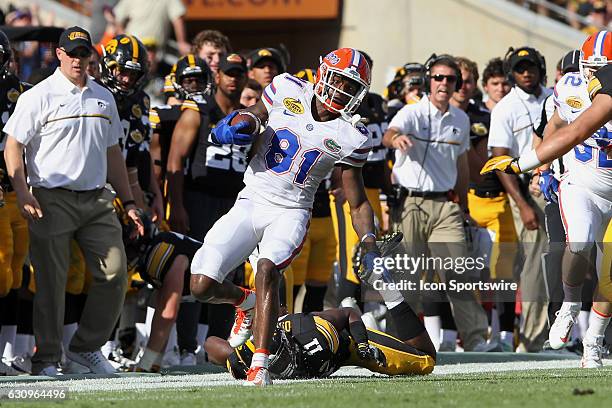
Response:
[100,34,163,222]
[206,302,435,379]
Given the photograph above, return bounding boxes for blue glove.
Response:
[593,127,612,149]
[362,251,393,284]
[211,111,253,145]
[538,170,559,203]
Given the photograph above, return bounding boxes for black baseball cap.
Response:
[508,47,541,71]
[59,26,93,53]
[219,53,247,74]
[248,48,286,72]
[560,49,580,74]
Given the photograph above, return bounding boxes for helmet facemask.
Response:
[173,68,212,101]
[580,53,609,81]
[315,64,369,121]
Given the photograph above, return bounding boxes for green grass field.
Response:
[5,367,612,408]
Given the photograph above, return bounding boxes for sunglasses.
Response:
[62,47,92,59]
[431,74,457,83]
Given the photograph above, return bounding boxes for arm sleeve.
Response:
[336,126,372,168]
[261,73,306,113]
[487,104,514,150]
[387,104,416,135]
[2,91,42,145]
[168,0,186,20]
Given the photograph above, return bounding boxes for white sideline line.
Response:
[0,360,596,393]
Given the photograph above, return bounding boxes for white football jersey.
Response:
[554,72,612,199]
[241,73,371,208]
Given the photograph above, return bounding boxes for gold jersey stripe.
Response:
[181,100,200,112]
[146,242,174,281]
[588,77,603,100]
[313,316,339,353]
[45,114,112,125]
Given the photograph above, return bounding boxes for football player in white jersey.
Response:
[188,48,386,386]
[483,31,612,368]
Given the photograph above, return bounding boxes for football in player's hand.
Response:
[230,111,258,134]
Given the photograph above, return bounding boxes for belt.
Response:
[469,188,504,199]
[400,187,449,199]
[56,187,103,193]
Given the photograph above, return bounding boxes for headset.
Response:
[502,46,547,86]
[423,53,463,93]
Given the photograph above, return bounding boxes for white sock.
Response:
[1,325,17,360]
[138,348,161,371]
[101,340,115,359]
[500,331,513,346]
[145,306,155,339]
[196,324,209,348]
[585,307,612,339]
[13,334,31,357]
[251,352,269,369]
[424,316,441,350]
[578,310,590,340]
[165,324,177,353]
[62,323,78,350]
[236,289,256,311]
[490,308,500,341]
[441,329,457,345]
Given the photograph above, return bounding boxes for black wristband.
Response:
[122,199,136,208]
[349,321,369,345]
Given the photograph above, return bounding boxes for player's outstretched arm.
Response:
[536,93,612,165]
[340,165,377,251]
[482,94,612,176]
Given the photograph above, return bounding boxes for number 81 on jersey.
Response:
[265,128,324,186]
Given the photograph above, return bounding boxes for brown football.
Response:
[230,111,258,134]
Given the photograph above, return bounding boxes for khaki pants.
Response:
[509,193,549,352]
[397,196,488,351]
[29,187,127,371]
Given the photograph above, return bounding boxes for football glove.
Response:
[480,155,522,175]
[356,342,387,367]
[538,170,559,203]
[353,231,403,284]
[211,111,253,145]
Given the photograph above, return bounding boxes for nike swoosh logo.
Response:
[570,109,581,114]
[283,110,295,116]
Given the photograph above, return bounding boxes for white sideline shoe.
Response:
[65,350,116,374]
[549,303,581,350]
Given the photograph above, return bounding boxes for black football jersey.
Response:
[0,74,29,191]
[138,231,201,294]
[114,90,151,168]
[150,103,182,181]
[184,97,249,197]
[356,92,388,189]
[466,101,504,195]
[589,63,612,100]
[227,313,350,380]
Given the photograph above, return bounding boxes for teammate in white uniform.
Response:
[189,48,385,386]
[483,31,612,368]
